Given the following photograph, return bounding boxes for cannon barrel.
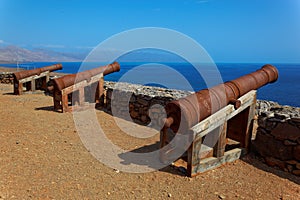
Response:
[164,64,279,133]
[52,62,120,91]
[13,63,62,81]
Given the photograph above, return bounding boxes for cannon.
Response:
[160,64,279,177]
[51,62,120,112]
[13,63,62,95]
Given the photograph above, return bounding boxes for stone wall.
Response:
[252,100,300,176]
[103,81,192,130]
[0,72,14,84]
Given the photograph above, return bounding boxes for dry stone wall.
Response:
[0,72,14,84]
[103,81,192,130]
[252,100,300,176]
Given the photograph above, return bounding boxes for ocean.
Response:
[1,62,299,107]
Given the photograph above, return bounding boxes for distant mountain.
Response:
[0,46,84,63]
[0,45,187,64]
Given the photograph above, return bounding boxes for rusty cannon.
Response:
[51,62,120,112]
[13,63,62,95]
[160,64,279,177]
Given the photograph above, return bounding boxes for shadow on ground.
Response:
[241,153,300,185]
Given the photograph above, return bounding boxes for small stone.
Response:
[292,170,300,176]
[168,193,172,197]
[261,111,274,118]
[114,169,120,173]
[16,141,20,144]
[291,117,300,123]
[296,163,300,169]
[218,194,226,199]
[294,145,300,160]
[286,160,298,165]
[265,157,286,170]
[107,192,111,195]
[274,113,290,120]
[286,165,294,172]
[178,166,187,175]
[283,140,298,146]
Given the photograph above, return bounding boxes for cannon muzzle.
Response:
[164,64,279,133]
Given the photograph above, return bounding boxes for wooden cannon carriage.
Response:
[50,62,120,113]
[160,64,279,177]
[13,64,62,95]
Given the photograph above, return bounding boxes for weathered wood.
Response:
[31,79,36,92]
[191,148,244,177]
[55,73,104,112]
[160,90,257,177]
[19,71,50,83]
[213,122,227,157]
[191,90,256,138]
[13,71,51,95]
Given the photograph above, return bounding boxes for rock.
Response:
[286,165,294,172]
[261,111,274,118]
[252,133,294,161]
[137,98,149,106]
[274,113,290,120]
[286,160,298,165]
[271,123,300,141]
[141,115,148,123]
[293,145,300,160]
[130,111,139,119]
[283,140,298,146]
[291,117,300,123]
[218,194,226,199]
[292,170,300,176]
[296,163,300,169]
[265,157,286,170]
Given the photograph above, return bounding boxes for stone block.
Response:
[292,170,300,176]
[271,123,300,141]
[293,145,300,160]
[252,133,294,160]
[265,157,286,170]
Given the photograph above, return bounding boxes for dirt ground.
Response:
[0,80,299,199]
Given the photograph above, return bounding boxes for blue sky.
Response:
[0,0,300,63]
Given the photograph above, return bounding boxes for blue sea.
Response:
[2,62,299,107]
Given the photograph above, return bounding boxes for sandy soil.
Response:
[0,82,299,200]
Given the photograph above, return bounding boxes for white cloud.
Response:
[43,44,65,48]
[33,44,65,49]
[0,40,4,44]
[75,46,95,49]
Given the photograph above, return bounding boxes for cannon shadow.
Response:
[117,141,188,177]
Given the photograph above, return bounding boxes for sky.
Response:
[0,0,300,63]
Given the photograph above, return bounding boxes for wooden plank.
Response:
[62,73,103,94]
[14,80,23,95]
[61,93,69,113]
[31,79,36,92]
[244,94,257,152]
[213,122,227,157]
[19,71,50,83]
[191,148,244,176]
[191,90,256,138]
[79,87,85,105]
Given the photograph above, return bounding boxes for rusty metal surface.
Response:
[13,63,62,81]
[53,62,120,91]
[164,64,279,133]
